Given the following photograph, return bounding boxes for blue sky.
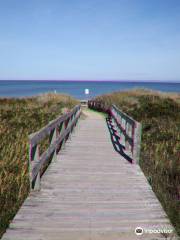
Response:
[0,0,180,81]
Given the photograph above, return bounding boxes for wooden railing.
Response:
[88,100,109,112]
[88,101,142,163]
[29,105,81,190]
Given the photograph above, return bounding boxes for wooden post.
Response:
[61,122,66,149]
[133,122,142,164]
[65,117,70,142]
[125,121,128,151]
[29,144,40,190]
[49,128,57,161]
[68,114,74,140]
[125,122,130,154]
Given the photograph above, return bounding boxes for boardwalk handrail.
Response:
[29,105,81,190]
[88,100,141,163]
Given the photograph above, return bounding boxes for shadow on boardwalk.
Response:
[106,116,133,164]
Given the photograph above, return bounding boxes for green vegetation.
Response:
[93,89,180,235]
[0,93,78,237]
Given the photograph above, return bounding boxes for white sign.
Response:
[85,88,89,95]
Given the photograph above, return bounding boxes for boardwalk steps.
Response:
[2,109,178,240]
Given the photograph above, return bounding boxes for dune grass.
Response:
[0,93,78,237]
[93,88,180,235]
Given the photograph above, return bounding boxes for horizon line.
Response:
[0,79,180,83]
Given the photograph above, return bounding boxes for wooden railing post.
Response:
[29,144,40,190]
[125,122,130,153]
[49,128,57,161]
[71,110,76,134]
[58,121,65,150]
[65,116,71,142]
[133,122,142,164]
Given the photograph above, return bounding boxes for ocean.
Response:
[0,80,179,99]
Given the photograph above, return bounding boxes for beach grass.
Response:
[0,93,78,237]
[92,88,180,235]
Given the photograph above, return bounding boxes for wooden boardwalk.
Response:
[2,109,177,240]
